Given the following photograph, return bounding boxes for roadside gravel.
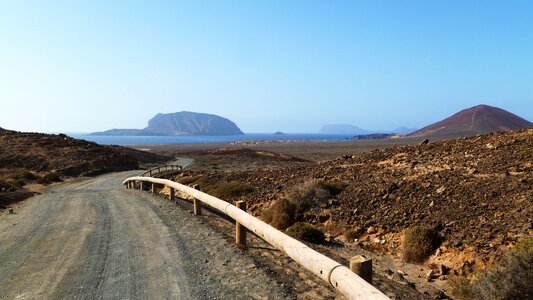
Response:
[0,171,290,300]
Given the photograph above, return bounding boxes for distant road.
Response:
[175,157,195,169]
[0,171,287,299]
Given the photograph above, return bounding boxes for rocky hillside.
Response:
[93,111,244,136]
[0,129,169,207]
[177,129,532,271]
[408,104,532,138]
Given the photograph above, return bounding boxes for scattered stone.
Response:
[392,272,406,282]
[438,264,450,276]
[426,269,435,281]
[366,226,376,234]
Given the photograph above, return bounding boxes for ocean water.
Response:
[68,133,353,146]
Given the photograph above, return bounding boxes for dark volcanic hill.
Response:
[408,104,532,138]
[92,111,244,136]
[0,130,169,177]
[0,129,169,208]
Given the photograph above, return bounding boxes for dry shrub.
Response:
[450,236,533,300]
[286,180,331,217]
[2,178,25,187]
[402,226,441,263]
[184,176,254,200]
[262,199,296,230]
[178,175,201,185]
[286,222,325,244]
[207,182,254,199]
[345,227,365,242]
[10,170,38,181]
[262,180,342,230]
[35,173,62,185]
[317,181,347,196]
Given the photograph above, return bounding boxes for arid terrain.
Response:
[153,129,532,298]
[0,128,168,208]
[1,127,531,299]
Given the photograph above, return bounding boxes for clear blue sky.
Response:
[1,1,532,133]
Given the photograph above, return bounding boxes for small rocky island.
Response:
[92,111,244,136]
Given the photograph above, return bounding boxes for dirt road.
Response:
[0,171,290,299]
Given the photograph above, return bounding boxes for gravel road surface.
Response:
[0,171,290,300]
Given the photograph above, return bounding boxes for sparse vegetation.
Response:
[262,199,296,230]
[402,226,441,263]
[450,236,533,300]
[316,181,346,196]
[262,180,341,230]
[178,176,201,185]
[182,176,254,200]
[207,181,254,199]
[344,227,364,242]
[286,222,325,244]
[286,180,331,218]
[35,173,62,185]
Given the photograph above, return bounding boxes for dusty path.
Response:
[0,171,290,300]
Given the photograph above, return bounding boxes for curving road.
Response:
[0,171,289,300]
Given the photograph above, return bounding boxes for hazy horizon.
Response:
[1,1,532,133]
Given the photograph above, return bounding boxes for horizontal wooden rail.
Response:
[123,176,389,300]
[138,165,182,177]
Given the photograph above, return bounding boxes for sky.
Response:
[0,1,532,133]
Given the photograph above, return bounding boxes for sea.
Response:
[67,133,354,146]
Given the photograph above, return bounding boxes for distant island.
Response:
[319,124,371,135]
[320,124,416,135]
[92,111,244,136]
[274,131,284,135]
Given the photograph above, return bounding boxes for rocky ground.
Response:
[172,129,532,296]
[0,171,293,300]
[0,128,169,208]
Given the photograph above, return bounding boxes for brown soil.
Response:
[0,129,169,208]
[172,129,532,296]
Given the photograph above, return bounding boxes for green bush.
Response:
[286,222,325,244]
[402,226,441,263]
[450,236,533,300]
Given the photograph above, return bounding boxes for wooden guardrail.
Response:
[123,176,390,300]
[138,165,182,177]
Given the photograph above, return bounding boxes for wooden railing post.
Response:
[169,187,175,202]
[140,181,143,191]
[151,183,155,194]
[236,201,247,248]
[350,255,373,284]
[121,176,389,299]
[193,198,202,215]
